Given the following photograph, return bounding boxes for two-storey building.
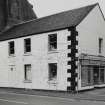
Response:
[0,3,105,91]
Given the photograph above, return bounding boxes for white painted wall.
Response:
[77,5,105,56]
[0,29,70,91]
[77,5,105,90]
[0,42,9,87]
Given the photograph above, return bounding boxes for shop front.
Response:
[80,54,105,88]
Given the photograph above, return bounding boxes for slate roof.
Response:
[0,3,97,41]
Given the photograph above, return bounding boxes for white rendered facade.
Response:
[0,4,105,91]
[0,29,71,91]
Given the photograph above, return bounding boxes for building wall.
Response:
[77,5,105,90]
[77,5,105,56]
[0,5,104,91]
[0,41,9,87]
[0,29,71,91]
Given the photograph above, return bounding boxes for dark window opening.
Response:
[24,64,31,81]
[24,38,31,53]
[48,34,57,51]
[49,63,57,80]
[9,41,15,55]
[99,38,103,54]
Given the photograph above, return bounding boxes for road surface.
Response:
[0,92,104,105]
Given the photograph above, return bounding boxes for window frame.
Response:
[24,38,31,53]
[48,34,57,51]
[99,38,103,54]
[24,64,32,82]
[48,63,57,81]
[8,41,15,56]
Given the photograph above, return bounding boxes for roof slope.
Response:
[0,3,97,41]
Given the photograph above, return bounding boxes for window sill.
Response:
[23,52,32,56]
[24,80,32,83]
[8,54,16,58]
[48,50,59,54]
[47,79,57,84]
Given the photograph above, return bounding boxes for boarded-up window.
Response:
[9,41,15,55]
[24,64,32,81]
[48,34,57,51]
[48,63,57,80]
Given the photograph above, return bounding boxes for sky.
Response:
[28,0,105,18]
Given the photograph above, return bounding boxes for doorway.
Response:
[93,66,105,85]
[93,66,99,85]
[9,65,17,87]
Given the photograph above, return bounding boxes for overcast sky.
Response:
[28,0,105,18]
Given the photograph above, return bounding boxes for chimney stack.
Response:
[0,0,37,32]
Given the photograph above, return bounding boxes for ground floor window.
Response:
[81,65,105,87]
[24,64,32,81]
[81,66,93,87]
[48,63,57,81]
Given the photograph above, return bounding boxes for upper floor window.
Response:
[48,34,57,51]
[99,38,103,54]
[24,38,31,53]
[8,41,15,55]
[48,63,57,81]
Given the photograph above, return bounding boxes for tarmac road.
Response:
[0,92,105,105]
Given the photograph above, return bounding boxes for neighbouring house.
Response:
[0,2,105,92]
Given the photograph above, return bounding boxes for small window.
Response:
[99,38,103,54]
[48,63,57,80]
[8,41,15,55]
[48,34,57,51]
[24,64,32,81]
[24,38,31,53]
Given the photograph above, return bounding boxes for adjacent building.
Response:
[0,3,105,92]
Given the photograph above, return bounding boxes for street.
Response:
[0,92,105,105]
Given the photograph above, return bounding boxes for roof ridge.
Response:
[6,3,98,29]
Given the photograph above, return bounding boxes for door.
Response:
[100,67,105,84]
[9,65,17,87]
[93,66,99,85]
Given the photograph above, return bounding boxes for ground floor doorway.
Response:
[93,66,105,85]
[8,65,17,87]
